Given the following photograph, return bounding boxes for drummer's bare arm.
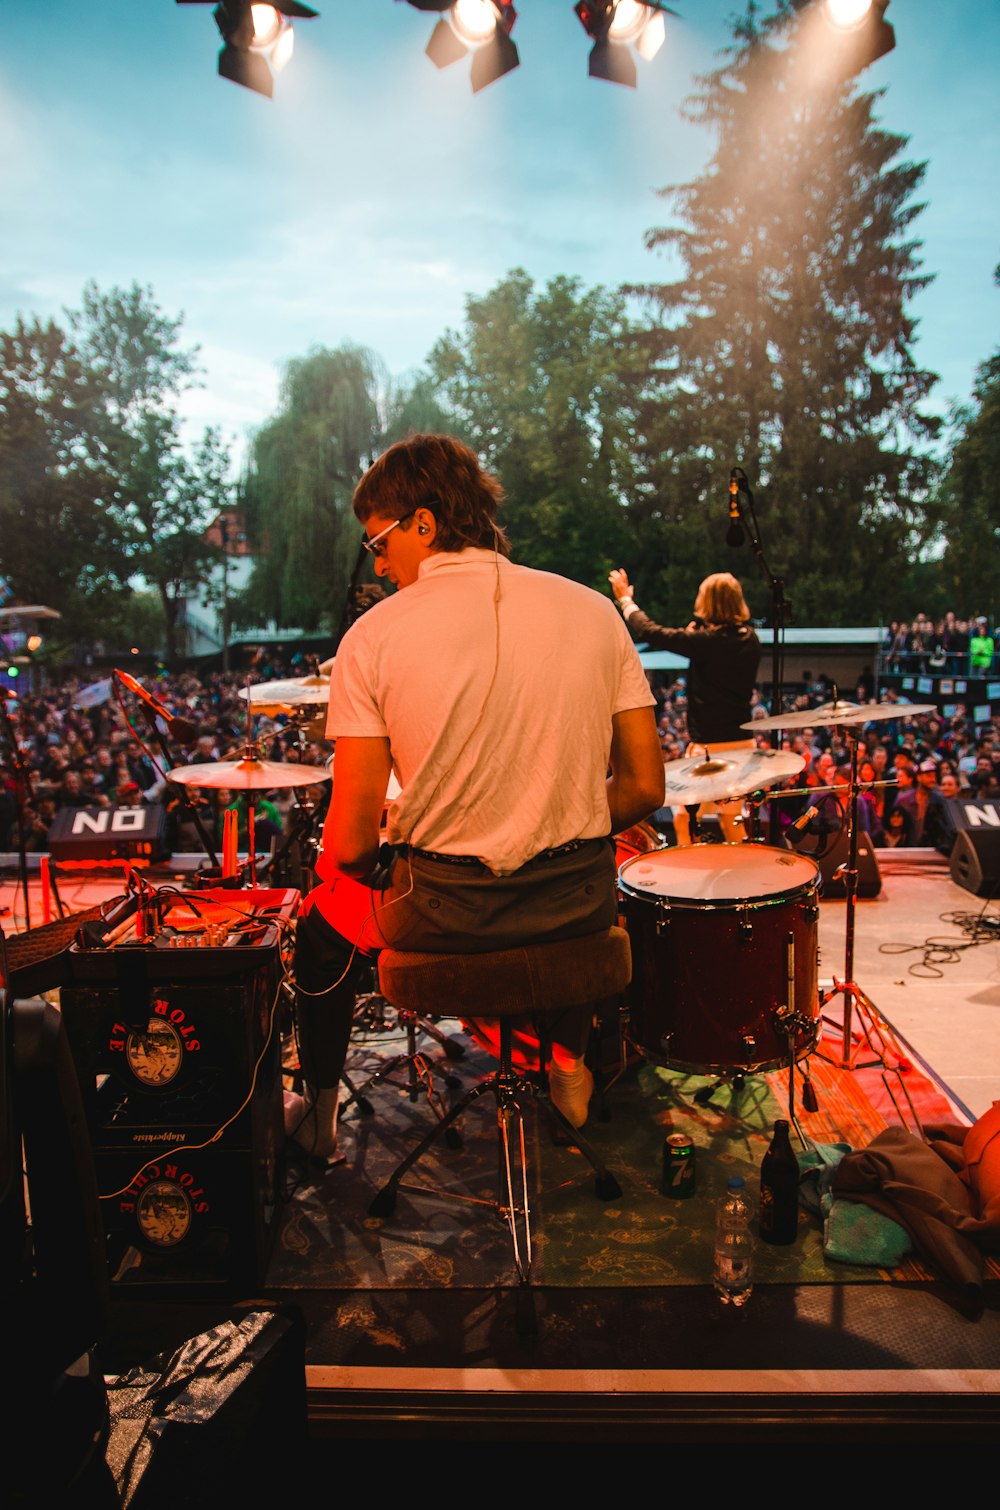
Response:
[319,735,392,880]
[607,707,665,832]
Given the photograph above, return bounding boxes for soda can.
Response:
[661,1133,696,1198]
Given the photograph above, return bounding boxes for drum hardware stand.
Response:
[881,1065,924,1138]
[817,730,887,1072]
[368,1016,620,1335]
[338,968,466,1141]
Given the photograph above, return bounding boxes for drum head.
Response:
[619,842,819,903]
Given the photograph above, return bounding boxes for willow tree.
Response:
[240,345,450,630]
[631,2,939,625]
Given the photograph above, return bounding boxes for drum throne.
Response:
[367,928,630,1321]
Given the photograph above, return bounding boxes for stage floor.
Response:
[5,849,1000,1439]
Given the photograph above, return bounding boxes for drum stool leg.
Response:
[367,1017,622,1284]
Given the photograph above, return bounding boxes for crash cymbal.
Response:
[663,746,804,806]
[167,757,331,791]
[239,676,329,715]
[742,698,938,733]
[740,698,861,732]
[836,701,938,725]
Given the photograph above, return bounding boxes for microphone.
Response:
[726,470,745,547]
[789,804,820,833]
[786,804,820,847]
[114,669,199,745]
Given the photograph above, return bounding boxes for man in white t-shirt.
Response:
[291,434,664,1159]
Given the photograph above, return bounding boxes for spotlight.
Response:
[404,1,520,93]
[794,0,895,74]
[176,1,318,98]
[574,1,673,88]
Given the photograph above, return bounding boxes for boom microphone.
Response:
[114,669,199,745]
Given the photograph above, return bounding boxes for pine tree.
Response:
[931,263,1000,617]
[631,1,939,626]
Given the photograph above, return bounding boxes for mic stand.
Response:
[0,696,33,931]
[333,540,371,653]
[730,469,791,844]
[138,706,219,869]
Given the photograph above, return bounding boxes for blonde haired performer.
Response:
[608,569,761,844]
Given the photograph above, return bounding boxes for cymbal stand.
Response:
[817,728,888,1071]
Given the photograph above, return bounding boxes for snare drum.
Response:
[619,844,820,1075]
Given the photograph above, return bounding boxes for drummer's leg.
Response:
[292,902,367,1159]
[293,863,405,1159]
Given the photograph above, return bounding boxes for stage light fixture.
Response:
[793,0,895,73]
[176,0,317,98]
[403,1,520,92]
[574,0,673,89]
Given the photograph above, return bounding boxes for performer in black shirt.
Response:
[608,569,761,843]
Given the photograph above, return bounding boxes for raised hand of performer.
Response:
[608,567,634,604]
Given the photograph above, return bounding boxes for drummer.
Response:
[608,569,761,844]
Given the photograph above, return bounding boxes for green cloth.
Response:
[797,1141,911,1268]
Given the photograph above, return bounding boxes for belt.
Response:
[407,838,595,869]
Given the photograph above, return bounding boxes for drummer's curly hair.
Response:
[353,434,511,558]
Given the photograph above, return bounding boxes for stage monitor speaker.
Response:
[48,802,170,863]
[949,828,1000,898]
[792,825,882,898]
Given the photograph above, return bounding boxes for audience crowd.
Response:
[882,612,998,676]
[1,655,332,857]
[3,653,1000,858]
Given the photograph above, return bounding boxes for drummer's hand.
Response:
[609,568,633,603]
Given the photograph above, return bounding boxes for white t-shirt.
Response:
[327,549,655,874]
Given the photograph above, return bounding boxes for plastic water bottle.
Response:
[714,1175,754,1306]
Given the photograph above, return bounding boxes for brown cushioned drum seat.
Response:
[377,925,632,1018]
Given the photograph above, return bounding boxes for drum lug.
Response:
[741,1033,756,1063]
[655,899,670,936]
[738,902,753,943]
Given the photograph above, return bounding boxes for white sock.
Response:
[547,1058,594,1129]
[285,1085,339,1159]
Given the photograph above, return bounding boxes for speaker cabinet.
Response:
[949,827,1000,897]
[791,825,882,898]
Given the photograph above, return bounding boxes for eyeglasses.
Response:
[361,501,438,557]
[362,518,403,558]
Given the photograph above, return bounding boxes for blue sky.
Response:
[2,1,997,461]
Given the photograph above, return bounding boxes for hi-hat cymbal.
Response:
[167,758,331,791]
[741,699,861,732]
[663,746,804,807]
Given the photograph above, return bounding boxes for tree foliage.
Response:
[0,283,231,659]
[68,282,227,661]
[0,316,125,642]
[932,266,1000,615]
[239,344,450,630]
[631,2,939,625]
[429,270,640,590]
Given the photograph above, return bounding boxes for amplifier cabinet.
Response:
[95,1143,280,1289]
[58,894,297,1289]
[61,959,280,1148]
